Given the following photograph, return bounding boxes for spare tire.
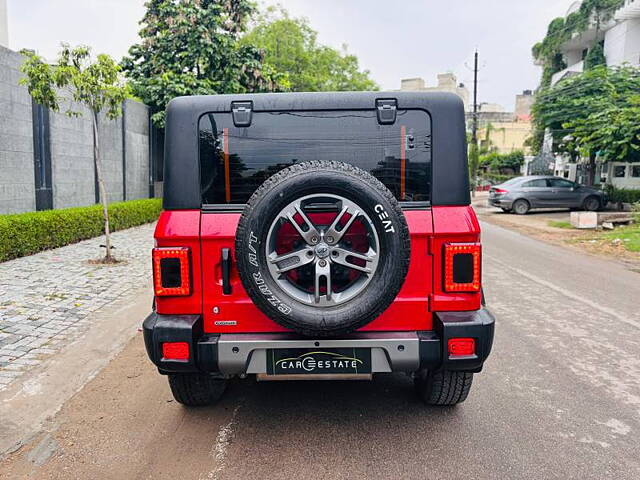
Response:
[235,160,410,337]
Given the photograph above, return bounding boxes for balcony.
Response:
[616,0,640,20]
[551,60,584,86]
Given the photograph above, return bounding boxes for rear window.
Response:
[198,109,432,205]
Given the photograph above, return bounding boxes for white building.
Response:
[0,0,8,48]
[552,0,640,85]
[548,0,640,188]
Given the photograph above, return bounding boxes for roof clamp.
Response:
[376,99,397,125]
[231,101,253,127]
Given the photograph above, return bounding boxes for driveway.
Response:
[2,221,639,479]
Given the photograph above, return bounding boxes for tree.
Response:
[533,65,640,184]
[20,45,129,262]
[565,94,640,164]
[243,7,378,92]
[584,42,606,70]
[122,0,280,126]
[468,142,480,194]
[480,151,525,174]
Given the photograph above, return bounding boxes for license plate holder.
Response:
[266,347,372,375]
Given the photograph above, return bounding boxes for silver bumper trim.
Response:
[216,332,421,375]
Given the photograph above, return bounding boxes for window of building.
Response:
[614,165,627,178]
[632,165,640,178]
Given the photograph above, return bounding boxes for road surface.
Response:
[3,222,640,479]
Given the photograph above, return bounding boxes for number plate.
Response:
[266,348,372,375]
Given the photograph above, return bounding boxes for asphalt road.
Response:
[3,221,640,479]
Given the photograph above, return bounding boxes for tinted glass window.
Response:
[548,178,575,188]
[614,165,627,178]
[632,165,640,178]
[199,110,431,204]
[501,177,523,186]
[522,179,547,188]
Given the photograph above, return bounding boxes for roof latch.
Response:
[376,99,397,125]
[231,101,253,127]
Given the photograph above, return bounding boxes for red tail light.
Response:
[448,338,475,356]
[162,341,190,360]
[152,247,191,296]
[443,243,481,292]
[493,188,508,194]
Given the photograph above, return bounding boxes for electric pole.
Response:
[470,49,479,197]
[471,49,479,145]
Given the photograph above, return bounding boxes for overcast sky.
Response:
[6,0,576,110]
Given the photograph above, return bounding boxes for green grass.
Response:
[548,220,573,229]
[601,224,640,252]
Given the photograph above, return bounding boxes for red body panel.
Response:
[153,205,482,334]
[430,206,482,312]
[154,211,202,315]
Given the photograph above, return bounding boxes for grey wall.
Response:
[0,45,35,213]
[0,45,154,214]
[49,103,95,209]
[124,100,150,201]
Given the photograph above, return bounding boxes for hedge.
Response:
[0,198,162,262]
[604,185,640,205]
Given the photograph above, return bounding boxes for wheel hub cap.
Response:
[314,243,330,258]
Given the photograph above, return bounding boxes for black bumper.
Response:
[143,308,495,375]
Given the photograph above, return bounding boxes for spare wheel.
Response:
[234,160,410,337]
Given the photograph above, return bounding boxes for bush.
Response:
[604,184,640,204]
[479,173,519,185]
[0,198,162,262]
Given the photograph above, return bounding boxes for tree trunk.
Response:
[92,111,113,261]
[587,152,596,186]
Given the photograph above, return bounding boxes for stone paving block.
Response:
[0,223,154,391]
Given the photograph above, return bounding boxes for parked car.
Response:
[143,92,495,407]
[488,176,607,215]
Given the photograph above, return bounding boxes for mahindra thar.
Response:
[143,91,495,407]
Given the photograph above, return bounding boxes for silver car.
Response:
[488,176,607,215]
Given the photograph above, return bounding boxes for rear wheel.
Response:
[512,199,530,215]
[583,196,601,212]
[168,374,227,407]
[414,370,474,406]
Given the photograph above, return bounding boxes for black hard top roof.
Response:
[163,91,470,209]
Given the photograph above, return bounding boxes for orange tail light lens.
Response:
[152,247,191,296]
[444,243,481,292]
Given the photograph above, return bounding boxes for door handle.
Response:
[221,248,232,295]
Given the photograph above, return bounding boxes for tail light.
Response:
[152,247,191,296]
[493,188,508,194]
[162,341,190,360]
[448,338,476,356]
[443,243,481,292]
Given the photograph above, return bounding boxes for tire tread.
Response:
[168,374,227,407]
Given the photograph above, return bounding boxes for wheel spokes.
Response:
[314,261,331,303]
[268,248,315,274]
[325,204,361,244]
[330,247,377,274]
[284,203,321,245]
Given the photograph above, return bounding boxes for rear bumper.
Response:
[488,196,512,208]
[143,308,495,375]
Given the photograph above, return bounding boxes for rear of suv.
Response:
[143,92,495,407]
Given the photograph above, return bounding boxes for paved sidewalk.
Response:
[0,223,155,390]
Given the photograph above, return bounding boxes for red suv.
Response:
[143,92,494,407]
